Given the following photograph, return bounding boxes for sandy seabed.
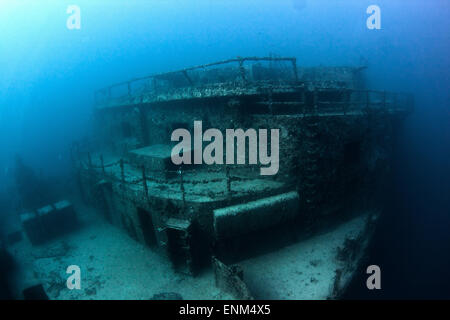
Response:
[9,200,368,300]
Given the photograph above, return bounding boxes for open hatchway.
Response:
[137,207,158,247]
[166,218,195,275]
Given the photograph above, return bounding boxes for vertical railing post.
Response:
[267,88,273,115]
[291,58,298,82]
[313,88,318,113]
[179,169,186,207]
[238,58,246,83]
[301,89,306,116]
[182,70,194,86]
[226,166,231,199]
[142,166,149,200]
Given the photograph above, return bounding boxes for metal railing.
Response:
[252,88,413,116]
[313,89,414,114]
[74,148,272,206]
[94,56,298,106]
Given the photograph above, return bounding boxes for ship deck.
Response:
[80,152,287,204]
[93,56,413,116]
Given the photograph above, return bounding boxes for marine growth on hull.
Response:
[10,56,413,299]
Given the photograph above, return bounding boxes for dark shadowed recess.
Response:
[343,113,450,299]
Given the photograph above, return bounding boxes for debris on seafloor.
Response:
[212,256,253,300]
[20,200,78,245]
[336,236,362,263]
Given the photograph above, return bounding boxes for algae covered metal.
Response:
[73,56,413,296]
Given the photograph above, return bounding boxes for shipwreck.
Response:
[71,56,413,298]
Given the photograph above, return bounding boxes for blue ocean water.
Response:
[0,0,448,299]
